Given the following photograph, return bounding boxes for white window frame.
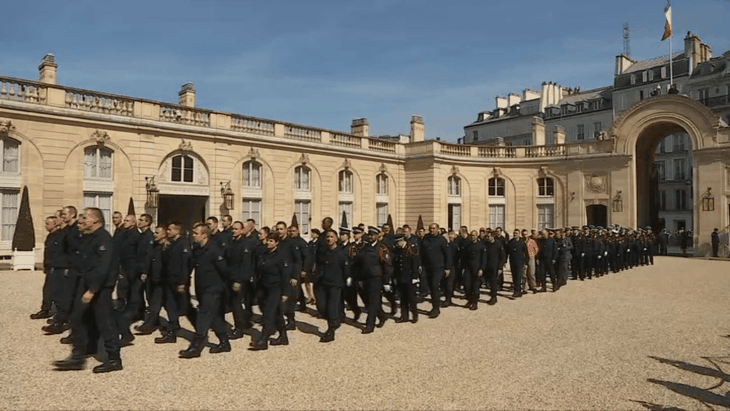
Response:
[0,138,20,174]
[83,192,113,233]
[243,161,262,189]
[338,170,353,194]
[448,176,461,197]
[376,174,388,196]
[376,203,388,227]
[294,200,310,235]
[537,177,554,197]
[171,154,195,183]
[489,204,505,229]
[84,146,113,180]
[339,201,353,229]
[537,204,554,231]
[241,198,262,226]
[294,166,311,192]
[448,203,461,231]
[488,177,505,197]
[0,189,19,242]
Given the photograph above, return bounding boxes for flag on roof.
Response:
[661,3,672,41]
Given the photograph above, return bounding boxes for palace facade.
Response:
[0,38,729,260]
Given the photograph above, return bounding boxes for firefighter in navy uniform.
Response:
[420,223,451,318]
[463,230,487,309]
[314,229,350,342]
[225,220,259,339]
[250,232,287,351]
[392,233,420,322]
[53,207,121,373]
[349,226,392,333]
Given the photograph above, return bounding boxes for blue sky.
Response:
[1,0,728,142]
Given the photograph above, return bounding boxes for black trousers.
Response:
[509,260,524,294]
[69,282,120,360]
[538,259,556,288]
[363,276,383,329]
[260,284,284,337]
[462,268,481,302]
[195,290,228,341]
[396,281,418,320]
[164,282,196,332]
[46,267,73,323]
[143,281,165,326]
[484,268,499,297]
[315,284,342,329]
[440,269,455,302]
[425,267,444,311]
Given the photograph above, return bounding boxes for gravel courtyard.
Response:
[1,256,729,410]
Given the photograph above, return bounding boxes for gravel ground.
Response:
[1,257,729,410]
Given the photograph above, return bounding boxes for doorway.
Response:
[586,204,607,228]
[158,195,207,235]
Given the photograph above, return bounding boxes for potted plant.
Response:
[11,186,36,270]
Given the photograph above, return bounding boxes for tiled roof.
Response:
[556,86,613,106]
[624,52,685,74]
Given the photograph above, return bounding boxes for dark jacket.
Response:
[191,240,228,294]
[505,238,527,265]
[78,227,114,293]
[44,229,68,271]
[166,236,192,285]
[315,245,350,287]
[463,240,487,273]
[392,243,420,283]
[257,248,286,289]
[226,234,259,284]
[539,238,558,262]
[421,234,451,270]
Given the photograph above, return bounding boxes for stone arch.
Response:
[333,159,362,227]
[155,149,210,195]
[444,165,470,229]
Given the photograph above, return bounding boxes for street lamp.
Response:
[145,176,159,208]
[220,181,234,210]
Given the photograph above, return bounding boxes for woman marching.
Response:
[250,232,288,351]
[313,229,350,343]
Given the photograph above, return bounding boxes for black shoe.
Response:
[427,309,440,319]
[228,328,245,340]
[441,299,451,308]
[512,292,522,298]
[179,339,205,359]
[31,309,53,320]
[46,318,55,324]
[469,302,478,311]
[60,335,73,344]
[395,316,408,323]
[270,332,289,346]
[352,309,361,322]
[249,339,268,351]
[361,327,374,334]
[93,360,123,373]
[539,287,547,293]
[53,356,85,370]
[411,315,418,323]
[120,333,135,347]
[376,315,387,328]
[43,322,69,335]
[209,341,231,354]
[297,304,308,313]
[285,320,296,331]
[530,288,539,294]
[154,332,177,344]
[319,329,335,343]
[487,296,497,305]
[134,323,157,335]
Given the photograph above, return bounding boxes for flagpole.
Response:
[669,33,673,86]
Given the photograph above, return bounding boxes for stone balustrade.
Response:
[231,115,275,136]
[368,138,396,153]
[65,87,134,117]
[440,142,471,156]
[160,104,210,127]
[331,133,362,148]
[285,125,321,142]
[0,76,46,104]
[478,146,517,158]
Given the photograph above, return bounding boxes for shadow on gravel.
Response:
[634,355,730,409]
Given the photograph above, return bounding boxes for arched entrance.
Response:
[586,204,607,227]
[154,150,210,234]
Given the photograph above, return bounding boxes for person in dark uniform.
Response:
[314,229,350,342]
[349,226,391,333]
[392,233,420,322]
[288,224,312,313]
[343,227,364,321]
[151,222,192,344]
[250,232,286,351]
[42,207,79,336]
[274,221,303,331]
[124,214,155,335]
[53,207,121,373]
[420,223,451,318]
[506,229,527,298]
[657,229,669,256]
[219,215,233,246]
[441,230,460,308]
[484,231,503,304]
[133,224,169,335]
[711,228,720,257]
[463,230,486,309]
[225,220,258,339]
[555,228,572,287]
[32,216,65,322]
[537,229,557,291]
[178,223,231,358]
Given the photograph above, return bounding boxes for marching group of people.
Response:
[30,205,658,373]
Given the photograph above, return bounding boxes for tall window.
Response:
[448,204,461,231]
[294,166,310,191]
[243,161,261,188]
[376,174,388,195]
[673,159,686,181]
[675,190,687,211]
[338,170,353,193]
[339,201,352,228]
[84,146,113,179]
[658,190,666,211]
[537,177,554,196]
[488,178,505,197]
[593,122,602,138]
[448,176,461,196]
[673,134,686,151]
[1,138,19,173]
[1,190,19,241]
[472,130,478,142]
[242,199,261,225]
[537,204,553,231]
[576,124,585,141]
[376,203,388,227]
[489,205,505,229]
[83,192,112,232]
[171,155,194,182]
[655,161,666,181]
[294,200,310,235]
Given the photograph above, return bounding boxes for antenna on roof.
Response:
[623,22,630,57]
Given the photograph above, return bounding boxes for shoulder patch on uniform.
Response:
[218,255,224,261]
[99,245,106,251]
[183,248,189,253]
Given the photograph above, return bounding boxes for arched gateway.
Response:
[608,94,729,253]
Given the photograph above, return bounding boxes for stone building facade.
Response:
[0,47,729,261]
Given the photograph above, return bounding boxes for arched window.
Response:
[295,166,310,191]
[488,177,505,197]
[537,177,554,196]
[84,146,113,180]
[171,154,194,183]
[1,138,19,173]
[376,173,388,195]
[243,161,262,188]
[338,170,353,193]
[448,176,461,196]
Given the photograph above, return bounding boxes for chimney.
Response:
[553,125,566,145]
[39,53,58,85]
[615,54,634,76]
[410,115,425,142]
[531,117,545,146]
[508,93,522,107]
[351,118,369,137]
[178,82,196,107]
